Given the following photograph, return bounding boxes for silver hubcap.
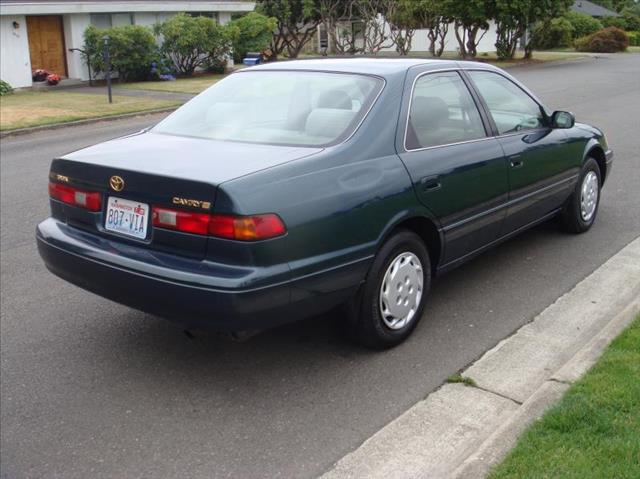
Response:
[379,252,423,330]
[580,171,599,222]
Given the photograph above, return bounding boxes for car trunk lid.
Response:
[49,131,322,259]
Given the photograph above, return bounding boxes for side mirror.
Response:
[551,111,575,129]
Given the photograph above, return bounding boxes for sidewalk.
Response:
[321,237,640,479]
[62,85,195,103]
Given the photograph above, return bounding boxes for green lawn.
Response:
[0,90,180,131]
[489,316,640,479]
[116,73,226,95]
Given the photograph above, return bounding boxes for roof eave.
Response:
[0,1,255,16]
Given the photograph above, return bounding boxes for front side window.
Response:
[153,71,383,147]
[469,71,546,135]
[406,71,487,150]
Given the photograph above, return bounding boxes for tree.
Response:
[528,16,574,51]
[319,0,361,54]
[491,0,572,60]
[589,0,636,13]
[359,0,396,54]
[229,12,278,62]
[522,0,574,58]
[444,0,492,58]
[155,13,235,76]
[388,0,421,55]
[413,0,451,57]
[564,11,603,39]
[257,0,321,59]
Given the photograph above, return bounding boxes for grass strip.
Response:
[489,316,640,479]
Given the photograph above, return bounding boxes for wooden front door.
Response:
[27,16,67,76]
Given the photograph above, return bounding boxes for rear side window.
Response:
[468,71,546,135]
[406,71,486,151]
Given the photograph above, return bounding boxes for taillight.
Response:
[152,207,210,235]
[152,206,286,241]
[209,214,286,241]
[49,182,102,211]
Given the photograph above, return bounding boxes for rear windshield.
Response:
[152,71,384,147]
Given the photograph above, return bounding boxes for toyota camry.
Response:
[37,59,613,348]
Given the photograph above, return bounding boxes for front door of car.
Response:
[397,70,509,265]
[466,70,577,234]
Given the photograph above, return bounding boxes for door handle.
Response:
[509,155,524,169]
[420,176,441,192]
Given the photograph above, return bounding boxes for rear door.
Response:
[465,70,577,233]
[397,69,509,265]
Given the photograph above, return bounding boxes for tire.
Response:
[347,229,431,349]
[560,157,602,234]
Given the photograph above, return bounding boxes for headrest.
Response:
[317,90,352,110]
[410,96,449,129]
[305,108,356,139]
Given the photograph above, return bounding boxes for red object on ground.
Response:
[46,74,61,85]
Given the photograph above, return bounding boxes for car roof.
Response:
[247,58,500,78]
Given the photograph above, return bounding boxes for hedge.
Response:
[575,27,629,53]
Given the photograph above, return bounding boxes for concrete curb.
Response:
[0,107,178,139]
[320,237,640,479]
[451,298,640,479]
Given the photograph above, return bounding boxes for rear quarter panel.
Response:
[214,72,430,301]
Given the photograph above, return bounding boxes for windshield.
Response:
[152,71,384,147]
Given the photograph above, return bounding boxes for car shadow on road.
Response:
[90,218,570,381]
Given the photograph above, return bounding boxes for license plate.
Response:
[104,197,149,239]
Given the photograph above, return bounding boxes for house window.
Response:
[111,13,134,26]
[90,13,112,29]
[187,12,219,22]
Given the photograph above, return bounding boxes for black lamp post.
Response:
[102,35,112,104]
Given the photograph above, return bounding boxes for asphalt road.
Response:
[1,54,639,479]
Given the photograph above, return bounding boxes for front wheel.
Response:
[347,230,431,349]
[560,157,602,234]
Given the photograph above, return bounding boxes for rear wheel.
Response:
[347,230,431,349]
[560,157,601,233]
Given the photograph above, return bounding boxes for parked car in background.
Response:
[37,59,613,348]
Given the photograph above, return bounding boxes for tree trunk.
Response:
[454,21,468,58]
[427,29,436,56]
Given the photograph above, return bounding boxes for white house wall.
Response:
[134,12,160,27]
[0,15,32,88]
[63,14,91,81]
[375,19,500,55]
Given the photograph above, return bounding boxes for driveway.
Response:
[1,54,639,479]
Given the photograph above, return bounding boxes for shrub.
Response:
[228,12,277,63]
[600,16,628,31]
[84,25,158,82]
[575,27,629,52]
[155,13,235,76]
[628,31,640,46]
[0,79,13,96]
[564,11,603,39]
[530,18,574,50]
[622,9,640,31]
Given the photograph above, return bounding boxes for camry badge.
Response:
[109,175,125,192]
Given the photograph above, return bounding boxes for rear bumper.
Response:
[37,218,361,331]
